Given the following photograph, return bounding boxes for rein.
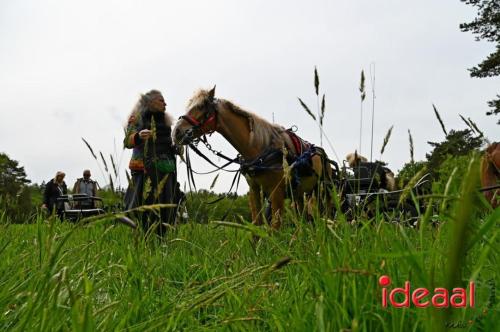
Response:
[179,99,244,207]
[479,184,500,192]
[179,100,325,206]
[184,143,243,209]
[188,142,240,173]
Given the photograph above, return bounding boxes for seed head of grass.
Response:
[81,137,97,160]
[432,104,447,136]
[380,125,394,155]
[298,98,316,121]
[359,70,366,101]
[314,66,320,96]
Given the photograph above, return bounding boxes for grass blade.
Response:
[81,138,97,160]
[432,104,447,136]
[298,98,316,121]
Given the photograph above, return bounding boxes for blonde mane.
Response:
[346,152,368,167]
[187,89,288,148]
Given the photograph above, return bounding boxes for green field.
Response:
[1,150,499,331]
[1,175,498,331]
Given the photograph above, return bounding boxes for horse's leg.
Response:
[309,155,325,218]
[249,186,263,226]
[270,183,285,229]
[294,193,305,216]
[306,192,317,220]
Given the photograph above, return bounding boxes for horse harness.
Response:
[179,100,218,139]
[180,99,338,194]
[238,130,338,191]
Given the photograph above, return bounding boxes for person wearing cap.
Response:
[73,170,98,208]
[42,171,68,217]
[123,90,180,235]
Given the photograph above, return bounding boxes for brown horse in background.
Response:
[480,142,500,208]
[172,86,334,229]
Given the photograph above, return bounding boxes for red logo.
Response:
[379,275,475,308]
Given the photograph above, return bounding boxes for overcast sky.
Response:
[1,0,498,193]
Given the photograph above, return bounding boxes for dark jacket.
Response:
[124,111,176,171]
[43,179,67,211]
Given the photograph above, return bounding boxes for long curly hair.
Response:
[126,90,173,128]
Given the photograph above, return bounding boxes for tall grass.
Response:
[81,137,125,193]
[1,70,497,331]
[1,167,497,331]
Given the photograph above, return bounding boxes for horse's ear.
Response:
[208,85,216,101]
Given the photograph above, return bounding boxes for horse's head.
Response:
[173,86,218,145]
[346,151,367,168]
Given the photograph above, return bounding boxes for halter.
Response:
[179,100,218,142]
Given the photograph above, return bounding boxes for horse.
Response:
[172,86,335,229]
[480,142,500,208]
[345,152,396,191]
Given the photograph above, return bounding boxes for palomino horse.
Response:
[172,86,334,229]
[345,152,396,191]
[480,142,500,208]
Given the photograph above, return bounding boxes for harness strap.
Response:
[179,102,218,136]
[185,147,197,192]
[239,148,286,175]
[286,129,311,156]
[200,136,238,163]
[479,184,500,192]
[188,143,240,171]
[207,170,242,205]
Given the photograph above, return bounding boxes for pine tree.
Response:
[0,153,32,222]
[459,0,500,123]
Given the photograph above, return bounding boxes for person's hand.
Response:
[139,129,152,140]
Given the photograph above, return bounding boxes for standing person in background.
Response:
[123,90,179,236]
[73,169,98,208]
[42,171,67,218]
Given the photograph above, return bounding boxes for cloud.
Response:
[51,109,75,123]
[0,0,498,193]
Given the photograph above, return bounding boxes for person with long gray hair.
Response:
[123,90,180,236]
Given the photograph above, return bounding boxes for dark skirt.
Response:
[124,171,145,211]
[124,170,178,236]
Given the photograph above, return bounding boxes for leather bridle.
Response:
[178,101,218,144]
